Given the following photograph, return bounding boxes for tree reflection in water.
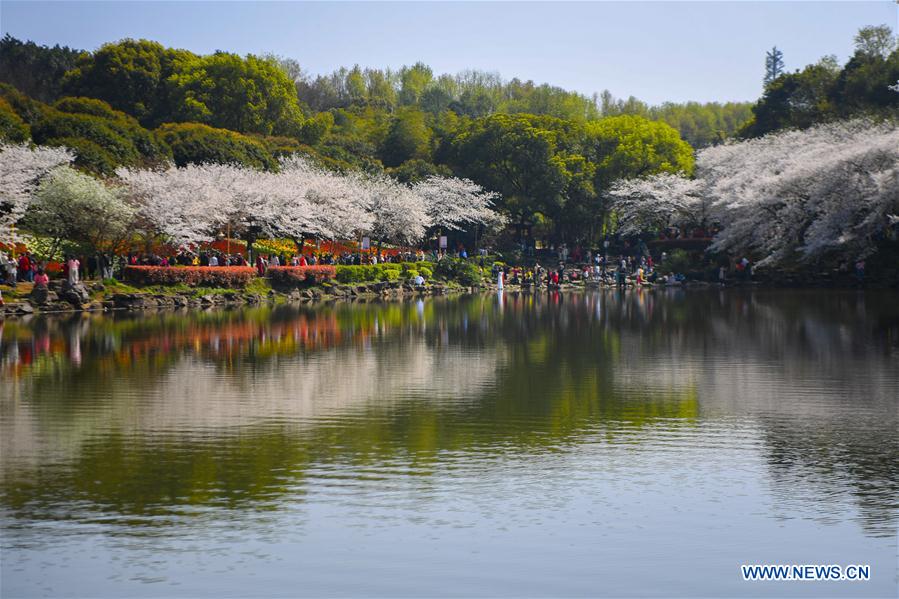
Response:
[1,290,897,539]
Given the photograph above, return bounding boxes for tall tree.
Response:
[853,25,897,59]
[764,46,785,86]
[0,35,82,102]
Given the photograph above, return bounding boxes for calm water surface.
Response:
[1,290,897,597]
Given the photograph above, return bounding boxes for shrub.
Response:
[54,96,131,121]
[380,268,400,281]
[156,122,277,170]
[268,265,336,286]
[419,267,432,278]
[0,82,47,125]
[406,269,420,280]
[123,265,256,287]
[435,257,482,286]
[658,249,693,274]
[43,136,119,174]
[0,97,29,142]
[31,109,141,167]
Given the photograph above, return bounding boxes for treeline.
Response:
[0,27,895,245]
[0,36,696,242]
[741,25,899,136]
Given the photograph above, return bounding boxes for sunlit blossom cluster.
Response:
[116,157,504,248]
[607,119,899,267]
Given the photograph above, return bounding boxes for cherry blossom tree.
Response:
[279,157,374,245]
[23,166,134,255]
[606,173,703,235]
[607,119,899,268]
[0,143,73,244]
[704,119,899,266]
[358,173,429,246]
[411,176,504,232]
[117,163,232,248]
[117,157,506,256]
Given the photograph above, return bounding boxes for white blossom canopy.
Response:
[115,157,505,250]
[607,119,899,268]
[606,173,703,236]
[412,176,505,232]
[0,143,73,244]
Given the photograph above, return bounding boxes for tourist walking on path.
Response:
[66,256,80,285]
[4,253,17,288]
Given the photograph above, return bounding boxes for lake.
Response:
[1,290,897,597]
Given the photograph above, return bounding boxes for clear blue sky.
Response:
[1,1,896,104]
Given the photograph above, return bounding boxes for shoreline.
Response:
[1,276,892,319]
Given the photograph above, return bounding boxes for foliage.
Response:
[335,265,376,283]
[442,113,570,224]
[381,107,432,167]
[742,27,899,137]
[166,51,306,136]
[585,115,695,185]
[62,38,193,125]
[434,257,482,286]
[658,249,693,274]
[155,122,276,170]
[0,34,82,102]
[123,265,256,287]
[0,97,29,142]
[22,165,135,252]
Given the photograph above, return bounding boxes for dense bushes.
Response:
[335,262,436,284]
[658,249,693,274]
[435,258,482,286]
[267,265,336,286]
[0,97,28,142]
[336,264,387,283]
[123,265,256,287]
[156,122,277,170]
[2,92,174,174]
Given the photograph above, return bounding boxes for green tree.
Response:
[398,62,434,106]
[585,115,695,186]
[167,52,305,136]
[23,165,134,253]
[443,113,569,228]
[380,108,432,167]
[62,38,194,125]
[0,35,82,102]
[155,122,277,170]
[853,25,897,59]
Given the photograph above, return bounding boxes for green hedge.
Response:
[335,262,436,284]
[435,257,482,286]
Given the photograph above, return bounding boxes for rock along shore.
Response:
[0,279,468,318]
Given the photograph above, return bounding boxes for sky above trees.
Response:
[1,0,894,104]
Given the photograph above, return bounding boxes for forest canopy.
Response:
[1,26,896,246]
